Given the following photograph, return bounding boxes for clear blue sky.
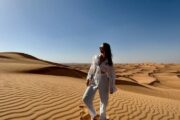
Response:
[0,0,180,63]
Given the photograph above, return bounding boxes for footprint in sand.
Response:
[79,105,91,120]
[79,105,110,120]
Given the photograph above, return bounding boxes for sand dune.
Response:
[0,52,180,120]
[130,73,158,84]
[0,52,86,78]
[23,66,87,79]
[0,52,68,67]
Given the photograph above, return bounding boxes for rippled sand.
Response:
[0,52,180,120]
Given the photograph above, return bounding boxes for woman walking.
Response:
[82,42,117,120]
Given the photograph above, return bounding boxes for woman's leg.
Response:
[82,85,98,118]
[98,76,109,120]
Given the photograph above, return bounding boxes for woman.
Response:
[82,42,117,120]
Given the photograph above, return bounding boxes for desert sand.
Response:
[0,52,180,120]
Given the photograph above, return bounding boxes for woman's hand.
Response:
[86,79,90,86]
[110,88,114,94]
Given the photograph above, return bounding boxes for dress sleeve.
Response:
[107,66,117,94]
[86,55,97,81]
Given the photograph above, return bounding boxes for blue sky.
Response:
[0,0,180,63]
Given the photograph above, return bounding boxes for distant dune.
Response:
[23,66,87,78]
[0,52,180,120]
[0,52,86,78]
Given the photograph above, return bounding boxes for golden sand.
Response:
[0,52,180,120]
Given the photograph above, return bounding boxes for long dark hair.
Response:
[103,42,113,66]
